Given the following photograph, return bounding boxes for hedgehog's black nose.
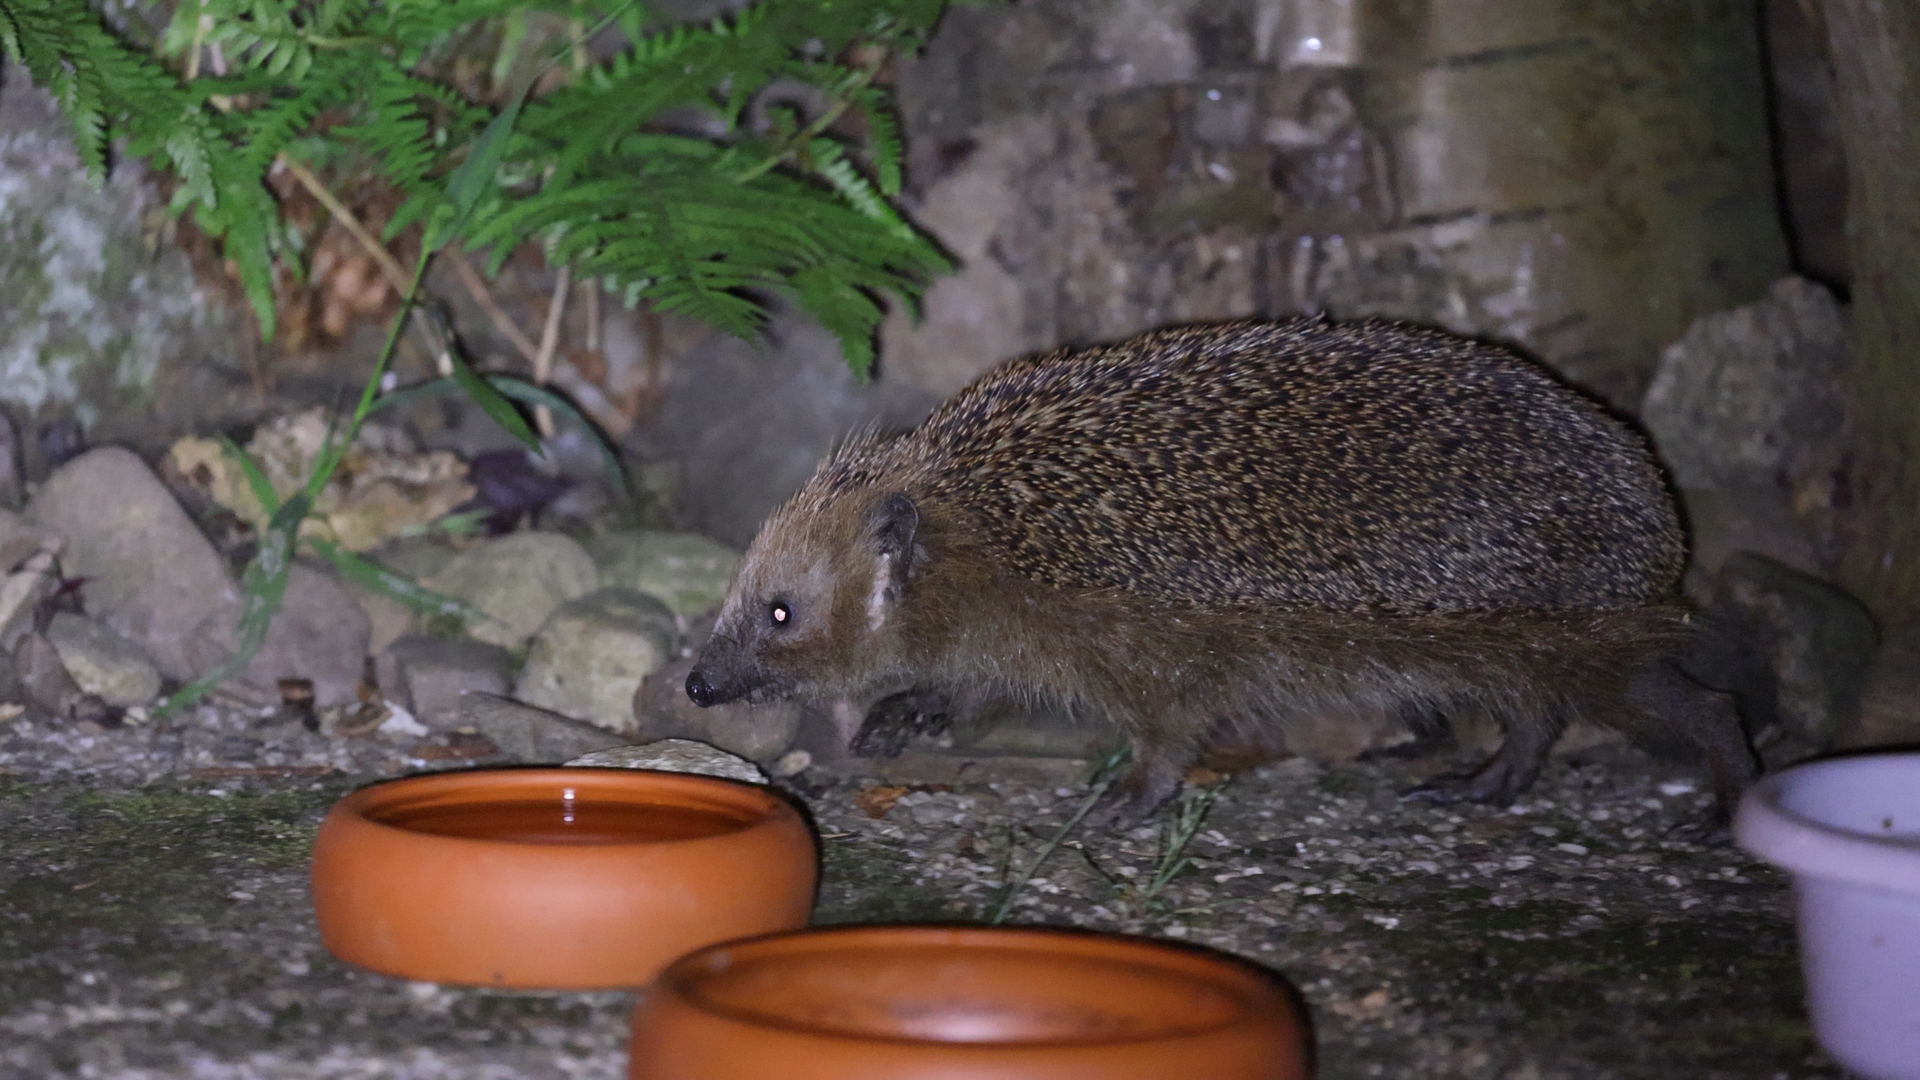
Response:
[686,670,717,708]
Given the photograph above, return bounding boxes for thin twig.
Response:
[184,1,209,81]
[732,61,882,184]
[532,264,571,437]
[989,751,1128,925]
[583,276,600,352]
[276,154,410,293]
[449,255,541,364]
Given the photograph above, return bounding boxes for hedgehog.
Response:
[686,318,1757,820]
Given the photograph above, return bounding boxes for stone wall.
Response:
[879,0,1791,408]
[0,62,255,454]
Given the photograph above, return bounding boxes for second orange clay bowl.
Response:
[309,767,817,989]
[629,924,1313,1079]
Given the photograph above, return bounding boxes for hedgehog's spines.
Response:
[697,317,1753,821]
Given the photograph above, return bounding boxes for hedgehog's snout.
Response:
[685,669,719,708]
[685,631,769,707]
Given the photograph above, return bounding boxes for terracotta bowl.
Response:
[309,768,816,989]
[629,925,1312,1079]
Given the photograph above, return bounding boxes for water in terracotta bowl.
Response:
[629,925,1312,1079]
[309,768,817,989]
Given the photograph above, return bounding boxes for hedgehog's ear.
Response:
[870,492,920,574]
[865,493,921,628]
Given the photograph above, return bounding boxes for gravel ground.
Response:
[0,703,1848,1078]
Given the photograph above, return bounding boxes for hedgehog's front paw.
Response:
[850,689,954,759]
[1399,771,1477,804]
[1358,732,1458,763]
[1090,762,1181,831]
[1401,764,1522,806]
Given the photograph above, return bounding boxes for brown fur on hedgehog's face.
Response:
[685,491,921,709]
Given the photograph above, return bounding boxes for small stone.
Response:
[376,704,429,739]
[514,588,676,735]
[27,447,242,681]
[375,633,516,720]
[44,612,162,707]
[772,749,812,777]
[426,531,598,648]
[567,739,767,784]
[13,631,84,718]
[631,656,802,762]
[584,530,740,620]
[430,693,628,763]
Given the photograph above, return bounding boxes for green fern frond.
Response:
[852,84,904,196]
[5,0,984,369]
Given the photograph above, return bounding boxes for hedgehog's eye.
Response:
[768,599,794,629]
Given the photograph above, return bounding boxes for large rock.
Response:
[1841,620,1920,751]
[425,532,598,648]
[184,561,373,708]
[584,530,739,620]
[27,447,241,682]
[1641,277,1852,575]
[0,64,252,447]
[514,588,677,735]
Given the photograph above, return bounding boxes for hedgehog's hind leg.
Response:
[1403,706,1567,806]
[1620,657,1759,825]
[1359,701,1458,761]
[1097,707,1211,826]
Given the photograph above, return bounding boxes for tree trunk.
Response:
[1821,0,1920,618]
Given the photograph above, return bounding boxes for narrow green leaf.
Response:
[425,88,526,252]
[155,491,311,717]
[455,357,540,450]
[218,435,282,516]
[484,374,634,495]
[365,375,633,498]
[309,537,491,623]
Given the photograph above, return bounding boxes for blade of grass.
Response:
[308,537,493,625]
[155,492,310,717]
[485,375,633,496]
[988,748,1127,924]
[366,374,633,497]
[453,355,540,450]
[1140,781,1226,912]
[217,435,281,516]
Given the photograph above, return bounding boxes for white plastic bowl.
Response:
[1735,752,1920,1080]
